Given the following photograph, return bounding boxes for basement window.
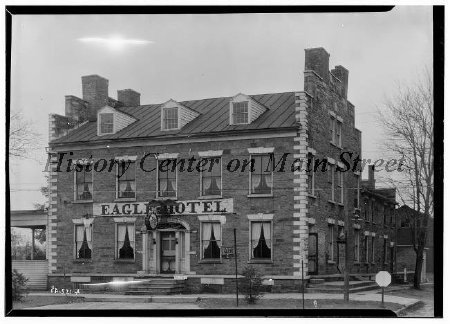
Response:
[99,113,114,134]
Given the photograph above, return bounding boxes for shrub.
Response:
[240,265,263,304]
[12,269,28,301]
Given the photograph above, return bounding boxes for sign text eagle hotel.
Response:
[47,47,394,293]
[96,199,233,217]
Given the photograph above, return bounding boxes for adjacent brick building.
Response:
[47,47,396,292]
[396,205,434,281]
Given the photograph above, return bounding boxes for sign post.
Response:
[301,260,305,309]
[375,271,391,306]
[234,228,239,307]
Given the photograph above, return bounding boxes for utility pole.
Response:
[343,206,350,302]
[343,180,350,302]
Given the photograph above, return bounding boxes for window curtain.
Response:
[264,174,273,189]
[202,222,221,259]
[119,180,136,197]
[262,222,271,248]
[159,178,168,193]
[158,161,176,196]
[252,155,272,194]
[202,223,212,251]
[76,225,84,249]
[251,222,261,250]
[202,177,212,193]
[203,159,221,195]
[76,225,92,259]
[118,224,134,259]
[251,174,262,191]
[119,162,136,198]
[168,177,176,194]
[252,222,271,258]
[212,223,221,246]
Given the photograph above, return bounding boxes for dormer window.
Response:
[163,107,178,130]
[97,106,136,136]
[100,113,114,134]
[160,99,200,131]
[232,102,249,124]
[229,93,267,126]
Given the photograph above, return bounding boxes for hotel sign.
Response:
[93,198,234,217]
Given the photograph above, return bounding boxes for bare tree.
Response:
[378,69,433,289]
[9,110,40,159]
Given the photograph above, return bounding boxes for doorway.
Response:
[160,232,176,274]
[308,233,318,275]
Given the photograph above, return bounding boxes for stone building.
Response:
[46,47,396,293]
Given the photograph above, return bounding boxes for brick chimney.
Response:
[65,95,88,123]
[368,165,375,190]
[118,89,141,107]
[331,65,349,98]
[82,75,109,121]
[305,47,330,83]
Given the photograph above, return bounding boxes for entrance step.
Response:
[125,277,186,295]
[309,273,378,282]
[309,278,325,284]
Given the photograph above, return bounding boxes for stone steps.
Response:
[124,277,186,295]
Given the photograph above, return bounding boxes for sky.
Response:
[9,7,433,210]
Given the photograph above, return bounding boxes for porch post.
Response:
[31,228,35,260]
[175,231,180,274]
[142,231,148,272]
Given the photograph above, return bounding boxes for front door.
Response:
[308,233,318,275]
[160,232,176,274]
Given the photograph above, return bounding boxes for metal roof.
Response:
[50,92,297,145]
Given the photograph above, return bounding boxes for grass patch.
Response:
[13,295,85,309]
[197,298,402,311]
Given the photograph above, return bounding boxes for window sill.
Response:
[247,194,273,198]
[115,198,137,202]
[114,259,135,264]
[328,200,336,205]
[329,141,343,150]
[198,259,222,264]
[73,259,92,263]
[73,200,94,204]
[248,259,273,264]
[198,195,223,200]
[337,203,344,207]
[307,193,317,199]
[327,260,336,264]
[161,127,181,131]
[155,196,177,200]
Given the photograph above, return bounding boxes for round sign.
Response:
[375,271,391,287]
[149,213,158,230]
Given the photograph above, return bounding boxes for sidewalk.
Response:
[28,290,420,310]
